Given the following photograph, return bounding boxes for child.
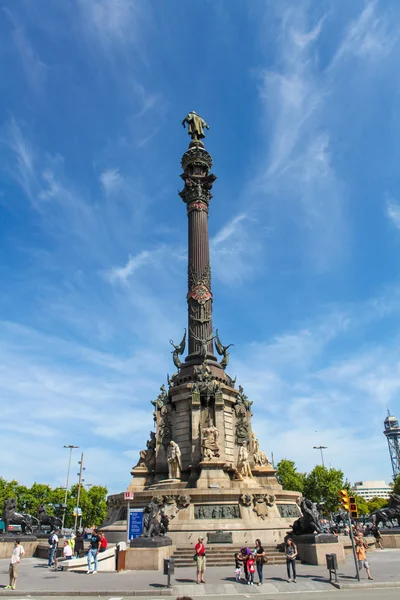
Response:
[247,555,255,585]
[356,538,373,580]
[234,552,242,582]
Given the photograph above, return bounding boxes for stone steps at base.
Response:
[172,546,286,568]
[174,558,286,567]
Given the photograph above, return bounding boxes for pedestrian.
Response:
[87,528,101,574]
[194,536,206,584]
[285,538,297,583]
[5,539,24,590]
[234,552,242,582]
[98,531,108,552]
[75,531,84,558]
[254,538,265,586]
[54,540,73,571]
[247,554,255,585]
[371,524,384,550]
[240,546,252,582]
[68,533,76,553]
[48,529,59,568]
[356,538,373,580]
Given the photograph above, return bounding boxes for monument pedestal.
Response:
[291,534,345,565]
[125,536,175,571]
[196,460,231,489]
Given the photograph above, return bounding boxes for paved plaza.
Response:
[0,549,399,597]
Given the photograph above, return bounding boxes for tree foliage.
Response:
[303,465,345,513]
[352,494,369,516]
[276,459,306,493]
[392,475,400,496]
[367,496,388,514]
[0,477,108,528]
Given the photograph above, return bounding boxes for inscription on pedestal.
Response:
[194,504,240,519]
[207,531,233,544]
[277,504,301,518]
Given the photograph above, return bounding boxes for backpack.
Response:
[48,534,54,546]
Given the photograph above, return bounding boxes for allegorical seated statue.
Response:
[237,442,254,479]
[167,440,182,480]
[292,499,322,536]
[182,111,210,141]
[201,416,220,459]
[252,434,270,467]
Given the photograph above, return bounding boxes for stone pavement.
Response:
[0,549,399,596]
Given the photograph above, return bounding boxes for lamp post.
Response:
[62,445,79,530]
[313,445,327,467]
[74,453,85,534]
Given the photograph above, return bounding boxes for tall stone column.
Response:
[179,142,217,363]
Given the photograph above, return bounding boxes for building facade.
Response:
[352,480,391,500]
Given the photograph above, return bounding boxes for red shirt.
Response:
[247,558,255,573]
[195,543,205,556]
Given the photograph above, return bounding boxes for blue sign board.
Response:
[128,508,144,540]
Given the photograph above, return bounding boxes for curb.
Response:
[331,580,400,590]
[0,591,173,597]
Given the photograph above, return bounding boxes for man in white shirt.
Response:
[6,539,25,590]
[53,540,73,571]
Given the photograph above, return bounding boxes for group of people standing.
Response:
[235,539,267,585]
[47,528,107,573]
[194,537,298,586]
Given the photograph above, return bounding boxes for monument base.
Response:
[125,537,175,570]
[130,536,172,548]
[196,460,232,489]
[0,537,38,559]
[291,534,345,565]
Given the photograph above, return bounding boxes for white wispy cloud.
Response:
[76,0,147,51]
[332,0,396,64]
[3,7,47,94]
[106,250,153,283]
[100,168,123,194]
[385,197,400,230]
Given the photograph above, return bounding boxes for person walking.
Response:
[195,536,206,584]
[48,529,59,568]
[87,528,101,574]
[5,539,24,590]
[356,538,373,580]
[254,539,266,586]
[285,538,297,583]
[75,531,84,558]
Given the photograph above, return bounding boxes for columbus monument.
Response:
[103,112,300,547]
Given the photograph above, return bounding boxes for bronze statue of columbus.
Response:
[182,111,210,141]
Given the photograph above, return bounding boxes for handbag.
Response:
[193,553,198,561]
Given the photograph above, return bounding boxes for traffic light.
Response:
[338,489,350,511]
[349,496,358,519]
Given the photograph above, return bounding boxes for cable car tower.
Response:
[384,410,400,480]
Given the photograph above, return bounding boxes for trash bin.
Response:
[326,553,337,570]
[164,557,175,575]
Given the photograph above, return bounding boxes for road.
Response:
[4,591,400,600]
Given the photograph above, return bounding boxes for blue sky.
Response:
[1,0,400,494]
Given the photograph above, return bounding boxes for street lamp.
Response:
[313,445,327,467]
[62,445,79,530]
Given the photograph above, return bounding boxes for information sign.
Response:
[128,508,144,540]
